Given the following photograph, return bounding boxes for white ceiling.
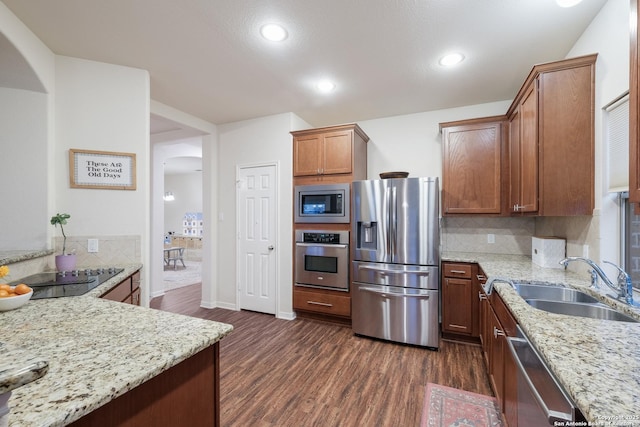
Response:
[3,0,608,128]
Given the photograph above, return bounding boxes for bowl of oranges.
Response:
[0,265,33,311]
[0,283,33,311]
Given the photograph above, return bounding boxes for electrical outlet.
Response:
[487,234,495,244]
[88,239,99,253]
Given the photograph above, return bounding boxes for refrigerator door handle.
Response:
[389,185,397,261]
[357,264,431,276]
[359,286,431,299]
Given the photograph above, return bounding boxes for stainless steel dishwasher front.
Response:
[506,326,585,426]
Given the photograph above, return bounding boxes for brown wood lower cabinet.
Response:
[293,287,351,322]
[479,284,518,427]
[101,270,141,305]
[441,262,481,342]
[69,344,220,427]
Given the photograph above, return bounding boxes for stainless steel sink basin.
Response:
[526,299,639,323]
[515,283,601,304]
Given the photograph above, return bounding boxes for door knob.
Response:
[268,245,275,250]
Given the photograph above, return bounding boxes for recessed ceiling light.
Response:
[316,80,336,93]
[439,53,465,67]
[260,24,288,42]
[556,0,583,7]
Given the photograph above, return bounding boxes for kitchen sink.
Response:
[526,299,639,323]
[514,283,601,304]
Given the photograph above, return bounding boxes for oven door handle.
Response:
[296,243,348,249]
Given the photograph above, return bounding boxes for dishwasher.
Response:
[506,326,586,426]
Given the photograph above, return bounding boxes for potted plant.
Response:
[51,213,76,271]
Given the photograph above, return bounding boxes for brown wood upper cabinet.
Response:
[440,118,508,215]
[291,124,369,178]
[441,54,596,217]
[507,54,596,216]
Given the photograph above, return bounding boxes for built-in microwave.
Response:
[294,183,350,223]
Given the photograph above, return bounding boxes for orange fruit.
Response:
[0,284,10,292]
[14,284,32,295]
[0,289,9,298]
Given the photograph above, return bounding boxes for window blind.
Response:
[605,92,629,193]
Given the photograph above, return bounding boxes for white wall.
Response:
[54,56,150,300]
[358,101,511,179]
[55,56,150,237]
[0,88,48,249]
[0,2,55,250]
[217,112,310,318]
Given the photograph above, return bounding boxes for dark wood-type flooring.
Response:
[150,283,493,427]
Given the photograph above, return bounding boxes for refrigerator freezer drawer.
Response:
[352,261,439,289]
[352,283,439,348]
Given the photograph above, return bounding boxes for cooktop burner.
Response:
[11,268,124,299]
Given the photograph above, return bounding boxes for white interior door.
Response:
[237,164,277,314]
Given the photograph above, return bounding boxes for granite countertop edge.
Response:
[0,250,54,266]
[1,265,233,427]
[442,251,640,424]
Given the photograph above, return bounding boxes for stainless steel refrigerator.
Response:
[351,177,440,348]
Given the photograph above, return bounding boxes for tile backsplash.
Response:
[53,235,141,267]
[442,214,599,272]
[442,217,535,255]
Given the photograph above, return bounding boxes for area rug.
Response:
[163,260,202,291]
[421,383,503,427]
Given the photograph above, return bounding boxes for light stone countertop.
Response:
[443,251,640,425]
[0,250,54,266]
[0,266,234,427]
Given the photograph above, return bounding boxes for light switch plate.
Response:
[88,238,99,253]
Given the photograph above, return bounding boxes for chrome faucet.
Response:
[559,257,634,305]
[484,277,517,295]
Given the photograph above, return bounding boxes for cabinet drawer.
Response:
[293,288,351,317]
[443,263,472,279]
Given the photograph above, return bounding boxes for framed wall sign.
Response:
[69,149,137,190]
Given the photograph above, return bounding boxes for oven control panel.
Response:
[296,230,349,245]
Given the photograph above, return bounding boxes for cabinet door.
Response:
[508,107,521,213]
[538,65,594,215]
[518,82,539,213]
[101,278,131,303]
[442,122,504,214]
[322,130,353,175]
[442,277,473,335]
[293,134,322,176]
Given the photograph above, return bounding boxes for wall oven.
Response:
[294,183,350,223]
[295,230,349,291]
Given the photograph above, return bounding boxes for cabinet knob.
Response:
[493,326,505,338]
[479,292,487,301]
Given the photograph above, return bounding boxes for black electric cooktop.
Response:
[11,268,124,299]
